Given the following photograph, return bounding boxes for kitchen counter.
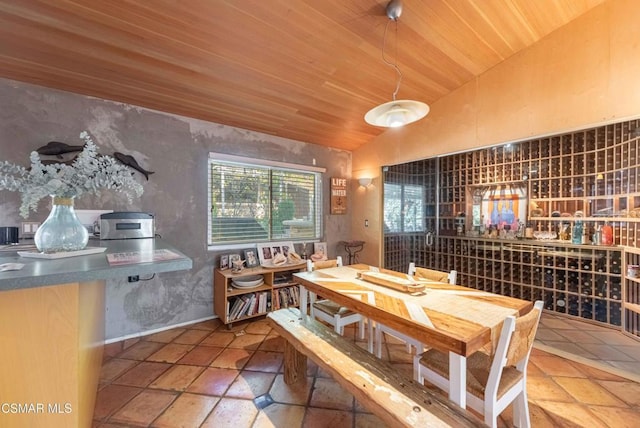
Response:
[0,238,192,291]
[0,238,192,428]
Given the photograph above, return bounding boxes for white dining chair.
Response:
[374,263,457,360]
[414,300,543,428]
[308,257,374,352]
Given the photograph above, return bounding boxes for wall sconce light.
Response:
[358,177,373,187]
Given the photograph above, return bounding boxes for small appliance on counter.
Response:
[99,212,155,240]
[0,226,19,245]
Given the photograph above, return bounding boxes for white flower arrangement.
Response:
[0,131,144,217]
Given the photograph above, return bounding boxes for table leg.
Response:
[448,352,467,408]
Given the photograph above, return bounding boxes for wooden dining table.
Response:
[294,264,533,408]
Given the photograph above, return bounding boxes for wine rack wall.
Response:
[437,237,622,326]
[623,247,640,338]
[383,117,640,334]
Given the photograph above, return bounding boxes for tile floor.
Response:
[536,312,640,383]
[94,314,640,427]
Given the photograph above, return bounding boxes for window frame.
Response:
[207,153,325,250]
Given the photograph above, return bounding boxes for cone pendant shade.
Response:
[365,100,429,128]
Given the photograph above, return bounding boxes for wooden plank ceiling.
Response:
[0,0,605,151]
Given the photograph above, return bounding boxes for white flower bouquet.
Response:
[0,131,144,217]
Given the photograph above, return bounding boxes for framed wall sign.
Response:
[330,177,347,215]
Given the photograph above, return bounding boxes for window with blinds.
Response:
[208,154,323,245]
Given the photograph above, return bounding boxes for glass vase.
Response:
[34,196,89,253]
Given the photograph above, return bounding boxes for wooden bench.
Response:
[267,308,482,427]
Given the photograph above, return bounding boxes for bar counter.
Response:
[0,238,192,428]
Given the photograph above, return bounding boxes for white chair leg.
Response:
[334,316,344,335]
[375,325,383,358]
[484,409,498,428]
[366,320,374,353]
[513,390,531,428]
[405,342,412,353]
[413,354,424,383]
[358,319,365,340]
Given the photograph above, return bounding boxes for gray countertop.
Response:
[0,238,192,291]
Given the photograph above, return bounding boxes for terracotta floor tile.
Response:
[576,363,629,381]
[172,328,211,345]
[253,402,306,428]
[210,347,253,369]
[309,377,353,411]
[110,389,177,426]
[355,412,390,427]
[526,376,574,402]
[587,330,640,346]
[177,345,224,366]
[95,314,640,427]
[539,316,576,330]
[189,319,222,331]
[535,327,569,341]
[244,319,272,335]
[187,367,239,396]
[535,400,608,428]
[553,377,627,406]
[103,342,123,360]
[553,328,604,344]
[244,350,283,373]
[228,332,266,350]
[588,405,640,428]
[151,393,219,428]
[149,364,204,391]
[112,361,171,387]
[526,401,562,428]
[597,380,640,406]
[225,370,276,399]
[387,343,414,363]
[615,344,640,361]
[580,343,638,362]
[200,397,258,427]
[258,334,286,352]
[93,384,142,420]
[269,374,312,405]
[304,407,353,427]
[200,331,235,347]
[146,328,186,343]
[99,358,138,382]
[123,337,140,350]
[604,359,640,374]
[147,343,194,363]
[529,355,586,378]
[539,341,599,359]
[117,340,165,360]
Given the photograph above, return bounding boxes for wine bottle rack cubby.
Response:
[383,118,640,336]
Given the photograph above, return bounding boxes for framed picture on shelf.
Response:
[257,242,295,266]
[229,253,242,269]
[243,248,259,268]
[313,242,328,258]
[219,254,229,270]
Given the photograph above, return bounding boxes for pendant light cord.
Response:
[381,18,402,102]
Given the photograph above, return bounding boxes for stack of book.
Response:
[227,291,271,321]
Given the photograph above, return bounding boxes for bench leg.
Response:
[283,341,307,385]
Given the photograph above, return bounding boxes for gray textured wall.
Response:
[0,78,352,340]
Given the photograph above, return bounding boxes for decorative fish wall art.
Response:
[34,141,155,181]
[36,141,85,158]
[113,152,155,181]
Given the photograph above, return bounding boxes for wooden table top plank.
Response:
[295,265,533,357]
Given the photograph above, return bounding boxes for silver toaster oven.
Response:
[100,212,155,240]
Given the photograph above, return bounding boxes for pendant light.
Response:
[365,0,429,128]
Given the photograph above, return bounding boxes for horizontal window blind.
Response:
[208,156,322,245]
